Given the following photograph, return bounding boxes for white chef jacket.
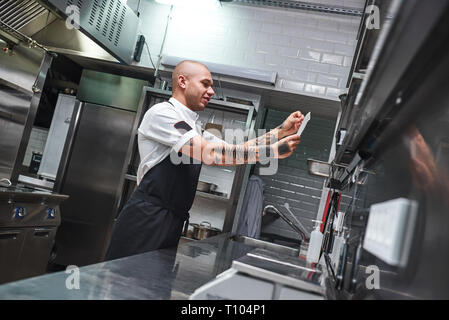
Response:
[136,97,223,185]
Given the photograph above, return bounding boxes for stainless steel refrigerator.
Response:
[53,102,135,267]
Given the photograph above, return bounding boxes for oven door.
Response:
[14,227,57,281]
[0,229,26,284]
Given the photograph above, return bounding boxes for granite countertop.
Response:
[0,233,263,300]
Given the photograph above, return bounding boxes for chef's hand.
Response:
[272,134,301,159]
[279,111,304,138]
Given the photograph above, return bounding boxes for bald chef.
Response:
[105,60,304,260]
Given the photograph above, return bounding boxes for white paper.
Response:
[296,112,311,136]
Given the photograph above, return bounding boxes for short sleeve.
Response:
[138,104,200,152]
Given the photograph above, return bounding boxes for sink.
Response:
[230,235,300,257]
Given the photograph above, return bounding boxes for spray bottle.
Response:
[306,221,324,263]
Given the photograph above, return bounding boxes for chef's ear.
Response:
[178,75,187,89]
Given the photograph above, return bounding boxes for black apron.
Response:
[105,146,202,261]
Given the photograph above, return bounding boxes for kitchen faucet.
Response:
[262,205,308,243]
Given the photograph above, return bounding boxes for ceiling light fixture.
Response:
[161,55,277,85]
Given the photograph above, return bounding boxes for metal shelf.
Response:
[142,87,254,115]
[196,191,229,202]
[123,175,230,202]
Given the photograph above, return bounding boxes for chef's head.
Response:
[172,60,215,111]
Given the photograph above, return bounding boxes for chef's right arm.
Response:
[143,104,302,166]
[179,134,300,166]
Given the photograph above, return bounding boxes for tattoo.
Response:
[277,142,290,156]
[248,130,278,147]
[277,123,284,130]
[174,121,193,134]
[258,146,274,162]
[215,144,258,164]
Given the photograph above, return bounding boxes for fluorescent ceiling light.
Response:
[155,0,220,7]
[161,55,277,85]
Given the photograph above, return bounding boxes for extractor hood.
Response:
[0,0,57,44]
[0,0,140,65]
[37,0,140,64]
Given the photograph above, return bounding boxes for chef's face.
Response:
[184,67,215,111]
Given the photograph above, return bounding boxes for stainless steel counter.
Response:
[0,233,265,299]
[0,231,327,300]
[0,232,325,300]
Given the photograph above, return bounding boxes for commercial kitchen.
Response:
[0,0,448,300]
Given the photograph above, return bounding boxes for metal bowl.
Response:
[196,181,217,193]
[190,221,221,240]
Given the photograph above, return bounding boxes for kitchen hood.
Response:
[0,0,140,65]
[37,0,140,64]
[0,0,57,45]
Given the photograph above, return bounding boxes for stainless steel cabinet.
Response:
[0,229,26,284]
[0,227,59,283]
[0,187,66,284]
[15,227,58,279]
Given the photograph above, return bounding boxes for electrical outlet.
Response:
[363,198,418,267]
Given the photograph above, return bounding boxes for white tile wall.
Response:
[258,109,335,239]
[22,127,49,166]
[130,0,362,100]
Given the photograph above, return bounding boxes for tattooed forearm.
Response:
[257,146,274,162]
[250,133,274,146]
[247,129,279,147]
[221,145,256,163]
[214,144,270,164]
[277,142,291,156]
